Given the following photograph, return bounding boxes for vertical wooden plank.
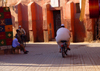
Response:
[18,3,22,26]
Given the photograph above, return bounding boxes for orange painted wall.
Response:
[7,0,94,42]
[64,2,75,41]
[35,1,44,42]
[28,2,37,42]
[47,5,55,40]
[31,2,37,41]
[64,0,93,42]
[28,2,44,42]
[18,3,29,41]
[70,2,75,42]
[18,3,22,26]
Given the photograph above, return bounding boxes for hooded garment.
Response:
[55,27,70,42]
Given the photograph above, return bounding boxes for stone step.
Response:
[0,49,20,55]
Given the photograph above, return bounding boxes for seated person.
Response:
[55,24,71,52]
[12,36,29,54]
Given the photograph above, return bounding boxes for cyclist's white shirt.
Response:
[55,27,70,42]
[19,28,26,35]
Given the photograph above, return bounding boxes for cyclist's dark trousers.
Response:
[21,34,25,43]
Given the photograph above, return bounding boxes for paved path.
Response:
[0,42,100,71]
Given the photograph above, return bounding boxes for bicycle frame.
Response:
[60,40,68,58]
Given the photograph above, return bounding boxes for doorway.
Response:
[95,19,100,40]
[53,10,61,37]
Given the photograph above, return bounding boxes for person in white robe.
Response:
[55,24,71,52]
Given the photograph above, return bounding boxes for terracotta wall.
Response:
[28,2,37,42]
[7,0,44,42]
[21,4,29,41]
[47,4,55,40]
[10,4,19,38]
[64,2,75,42]
[74,3,86,42]
[84,0,94,41]
[64,0,94,42]
[35,1,44,42]
[0,0,2,7]
[6,0,94,42]
[12,3,29,41]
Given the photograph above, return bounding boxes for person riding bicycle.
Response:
[55,24,71,52]
[18,25,26,42]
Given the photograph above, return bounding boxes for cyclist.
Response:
[55,24,71,52]
[18,25,26,43]
[15,29,22,43]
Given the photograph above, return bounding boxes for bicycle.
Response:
[21,35,26,47]
[60,40,68,58]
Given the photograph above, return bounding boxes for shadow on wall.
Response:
[10,8,19,38]
[11,15,16,37]
[11,15,19,30]
[11,15,15,27]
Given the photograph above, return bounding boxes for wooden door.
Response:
[53,10,61,36]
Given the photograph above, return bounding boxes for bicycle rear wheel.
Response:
[62,47,65,58]
[22,36,26,47]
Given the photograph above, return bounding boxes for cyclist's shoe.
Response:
[67,48,71,50]
[65,53,67,55]
[24,51,29,54]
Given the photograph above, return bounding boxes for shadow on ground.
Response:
[0,43,100,67]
